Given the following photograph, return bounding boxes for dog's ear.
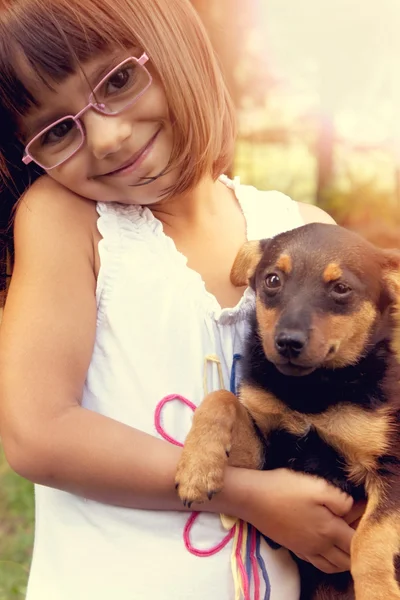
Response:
[381,249,400,301]
[381,249,400,357]
[231,240,265,288]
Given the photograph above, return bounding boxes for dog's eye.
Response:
[332,282,352,297]
[265,273,282,290]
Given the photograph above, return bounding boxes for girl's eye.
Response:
[105,66,135,95]
[265,273,282,290]
[331,282,352,297]
[41,120,75,145]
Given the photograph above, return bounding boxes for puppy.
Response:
[175,223,400,600]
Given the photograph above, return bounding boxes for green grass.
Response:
[0,446,34,600]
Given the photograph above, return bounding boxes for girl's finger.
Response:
[307,553,347,575]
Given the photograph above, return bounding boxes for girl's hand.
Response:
[228,468,355,574]
[344,499,366,530]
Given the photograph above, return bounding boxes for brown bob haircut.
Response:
[0,0,236,299]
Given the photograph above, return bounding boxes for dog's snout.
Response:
[275,330,307,358]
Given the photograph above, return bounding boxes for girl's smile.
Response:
[96,126,162,180]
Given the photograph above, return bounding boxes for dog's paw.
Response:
[175,440,230,507]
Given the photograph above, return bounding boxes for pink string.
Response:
[154,394,236,556]
[183,511,235,557]
[154,394,197,447]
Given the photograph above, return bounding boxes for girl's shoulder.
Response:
[15,175,99,267]
[16,175,98,228]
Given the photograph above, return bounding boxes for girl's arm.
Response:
[0,178,357,574]
[0,176,241,511]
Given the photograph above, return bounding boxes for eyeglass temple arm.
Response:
[138,53,149,66]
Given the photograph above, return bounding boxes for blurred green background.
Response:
[1,0,400,596]
[0,448,33,599]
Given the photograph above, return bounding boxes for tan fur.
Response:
[239,383,293,434]
[352,484,400,600]
[323,263,343,282]
[255,298,280,359]
[175,390,262,504]
[394,307,400,361]
[276,253,292,275]
[230,241,262,287]
[313,406,391,482]
[240,383,392,484]
[321,301,378,368]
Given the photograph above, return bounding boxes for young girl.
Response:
[0,1,363,598]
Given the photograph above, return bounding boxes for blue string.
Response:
[230,353,243,394]
[256,530,271,600]
[245,524,253,591]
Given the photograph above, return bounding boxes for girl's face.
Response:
[19,48,176,205]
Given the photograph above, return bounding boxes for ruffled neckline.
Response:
[97,175,255,324]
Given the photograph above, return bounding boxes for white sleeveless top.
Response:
[27,177,304,600]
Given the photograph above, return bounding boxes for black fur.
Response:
[261,427,365,501]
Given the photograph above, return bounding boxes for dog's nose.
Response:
[275,330,307,358]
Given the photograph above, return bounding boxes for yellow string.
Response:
[203,354,225,395]
[221,514,238,530]
[203,354,245,599]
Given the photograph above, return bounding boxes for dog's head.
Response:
[232,223,400,376]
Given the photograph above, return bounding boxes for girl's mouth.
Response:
[103,128,161,178]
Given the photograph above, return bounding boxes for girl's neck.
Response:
[151,176,230,231]
[150,174,247,309]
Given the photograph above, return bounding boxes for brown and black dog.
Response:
[175,223,400,600]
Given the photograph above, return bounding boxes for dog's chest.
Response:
[261,423,359,494]
[243,386,392,490]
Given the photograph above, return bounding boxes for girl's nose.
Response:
[83,111,132,160]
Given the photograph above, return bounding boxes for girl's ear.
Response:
[231,240,268,288]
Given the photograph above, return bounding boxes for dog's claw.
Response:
[175,436,228,505]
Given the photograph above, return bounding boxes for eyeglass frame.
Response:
[22,53,152,171]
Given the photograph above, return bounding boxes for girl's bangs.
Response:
[0,0,130,119]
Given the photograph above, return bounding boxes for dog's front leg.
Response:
[175,390,263,506]
[351,478,400,600]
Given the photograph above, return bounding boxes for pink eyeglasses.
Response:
[22,53,152,170]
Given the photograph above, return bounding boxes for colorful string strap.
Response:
[229,354,270,600]
[154,353,271,600]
